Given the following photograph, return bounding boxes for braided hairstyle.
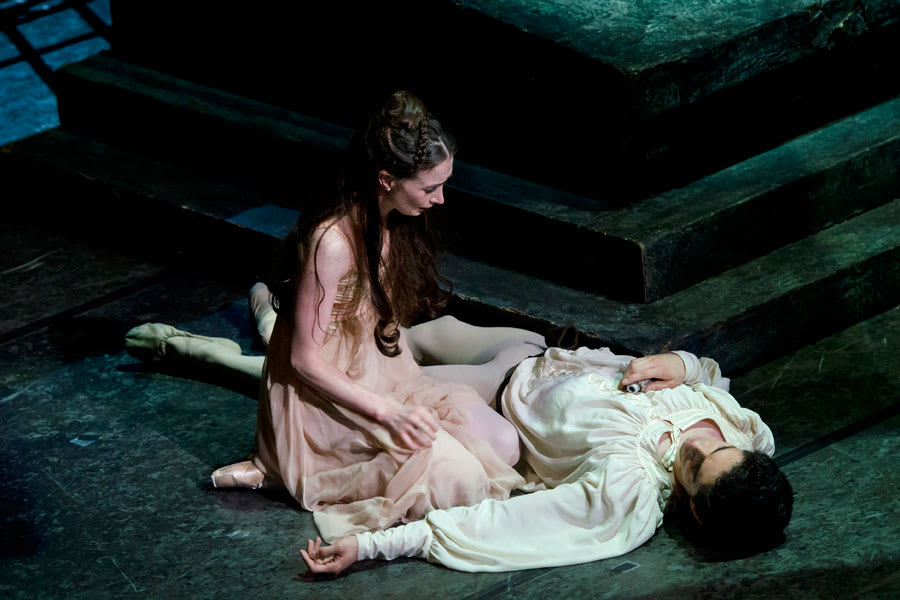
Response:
[274,91,456,357]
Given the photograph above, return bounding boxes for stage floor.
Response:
[1,2,898,598]
[2,209,898,599]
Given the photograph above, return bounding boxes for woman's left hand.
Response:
[620,353,686,391]
[301,536,358,575]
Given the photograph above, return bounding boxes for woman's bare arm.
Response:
[288,226,438,449]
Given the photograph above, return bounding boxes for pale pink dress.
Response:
[252,237,523,541]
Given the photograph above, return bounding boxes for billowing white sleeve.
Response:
[358,471,662,572]
[355,521,432,561]
[672,351,730,391]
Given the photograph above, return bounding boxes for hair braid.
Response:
[412,118,430,171]
[273,91,456,358]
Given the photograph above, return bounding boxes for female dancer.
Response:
[127,91,543,541]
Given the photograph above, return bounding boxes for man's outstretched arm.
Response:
[303,472,661,575]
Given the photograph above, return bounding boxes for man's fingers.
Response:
[621,369,645,386]
[621,361,646,383]
[301,549,322,572]
[623,354,687,392]
[302,546,346,574]
[625,356,671,383]
[302,550,341,574]
[645,378,676,391]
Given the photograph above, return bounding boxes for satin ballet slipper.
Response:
[210,460,265,489]
[125,323,242,363]
[248,282,276,345]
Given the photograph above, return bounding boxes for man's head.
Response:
[691,450,793,548]
[674,433,794,549]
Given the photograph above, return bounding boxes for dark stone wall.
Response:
[108,1,900,202]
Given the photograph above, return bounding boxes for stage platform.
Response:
[2,1,899,598]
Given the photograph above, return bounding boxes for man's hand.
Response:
[301,536,358,575]
[620,353,686,392]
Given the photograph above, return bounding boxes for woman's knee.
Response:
[427,431,488,504]
[465,404,521,466]
[491,417,521,466]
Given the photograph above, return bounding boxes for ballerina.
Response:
[126,91,544,541]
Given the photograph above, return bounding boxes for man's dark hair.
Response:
[692,451,793,550]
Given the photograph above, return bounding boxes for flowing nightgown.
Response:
[251,227,523,541]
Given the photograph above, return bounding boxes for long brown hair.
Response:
[272,91,456,357]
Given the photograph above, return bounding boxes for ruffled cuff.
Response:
[672,350,702,385]
[671,351,730,391]
[355,521,432,562]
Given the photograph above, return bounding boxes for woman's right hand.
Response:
[379,403,439,450]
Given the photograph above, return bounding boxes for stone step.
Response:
[442,199,900,374]
[4,129,898,373]
[50,54,900,302]
[108,0,900,199]
[1,130,290,276]
[459,97,900,302]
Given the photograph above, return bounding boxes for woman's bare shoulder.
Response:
[308,217,354,275]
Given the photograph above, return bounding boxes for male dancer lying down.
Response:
[301,346,792,573]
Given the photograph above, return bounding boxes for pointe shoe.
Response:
[125,323,242,363]
[210,460,265,489]
[248,282,276,344]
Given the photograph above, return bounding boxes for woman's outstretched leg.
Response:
[125,322,265,383]
[125,280,277,383]
[126,306,541,470]
[124,284,279,489]
[127,304,541,398]
[404,315,545,366]
[408,315,545,400]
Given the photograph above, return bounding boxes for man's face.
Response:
[674,431,745,497]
